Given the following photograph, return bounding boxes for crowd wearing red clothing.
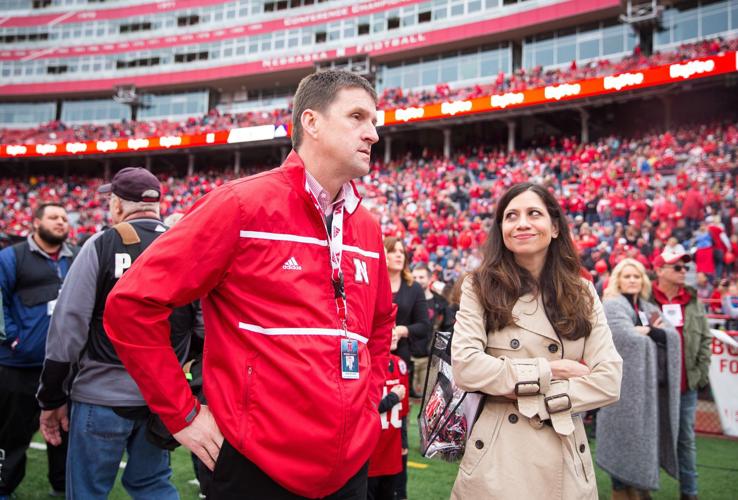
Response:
[379,37,738,109]
[2,36,736,147]
[2,119,737,309]
[0,107,292,146]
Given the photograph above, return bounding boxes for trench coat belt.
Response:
[485,396,553,429]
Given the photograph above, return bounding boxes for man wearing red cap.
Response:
[651,249,711,500]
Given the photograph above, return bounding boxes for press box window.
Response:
[0,32,49,43]
[116,57,161,69]
[174,52,209,63]
[119,22,152,34]
[177,15,200,27]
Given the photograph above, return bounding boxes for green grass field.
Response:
[16,406,738,499]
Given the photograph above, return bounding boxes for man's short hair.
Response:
[291,70,377,150]
[412,264,431,276]
[34,202,65,220]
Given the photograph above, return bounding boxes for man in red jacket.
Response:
[104,71,394,499]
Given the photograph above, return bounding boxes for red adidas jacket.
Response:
[104,151,394,498]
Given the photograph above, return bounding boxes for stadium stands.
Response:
[3,119,737,295]
[2,36,736,146]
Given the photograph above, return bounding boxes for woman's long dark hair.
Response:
[471,182,593,340]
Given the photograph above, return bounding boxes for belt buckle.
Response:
[514,381,540,396]
[544,394,572,414]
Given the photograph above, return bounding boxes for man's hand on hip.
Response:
[40,404,68,446]
[174,405,224,471]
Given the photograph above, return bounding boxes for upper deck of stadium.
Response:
[0,0,638,95]
[1,0,736,140]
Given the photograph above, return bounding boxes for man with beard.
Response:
[0,203,75,499]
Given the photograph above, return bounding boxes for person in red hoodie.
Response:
[103,71,395,499]
[707,217,730,279]
[368,317,409,500]
[682,186,705,230]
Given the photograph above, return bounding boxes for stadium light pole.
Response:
[507,120,516,153]
[661,95,673,130]
[187,154,195,177]
[579,109,590,144]
[443,129,452,159]
[234,150,241,175]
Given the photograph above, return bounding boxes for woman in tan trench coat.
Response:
[451,183,623,500]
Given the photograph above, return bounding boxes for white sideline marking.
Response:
[30,442,126,468]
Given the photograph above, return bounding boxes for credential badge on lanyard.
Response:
[305,180,359,380]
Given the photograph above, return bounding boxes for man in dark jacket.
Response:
[651,249,711,500]
[411,264,453,396]
[37,168,199,499]
[0,203,73,498]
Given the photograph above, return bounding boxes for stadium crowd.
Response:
[379,36,738,108]
[1,36,736,146]
[1,97,736,499]
[2,119,738,309]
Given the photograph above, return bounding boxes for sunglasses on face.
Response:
[667,264,690,272]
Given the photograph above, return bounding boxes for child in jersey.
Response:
[367,322,410,500]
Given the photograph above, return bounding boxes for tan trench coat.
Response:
[451,279,622,500]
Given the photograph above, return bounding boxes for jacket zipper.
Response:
[243,365,253,447]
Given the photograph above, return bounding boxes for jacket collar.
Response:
[281,149,362,216]
[512,293,560,343]
[652,281,692,306]
[27,234,74,260]
[610,293,640,318]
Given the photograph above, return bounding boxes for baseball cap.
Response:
[98,167,161,202]
[653,248,692,268]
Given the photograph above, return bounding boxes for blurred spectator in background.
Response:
[37,168,197,499]
[367,323,409,500]
[597,258,680,499]
[410,264,453,396]
[720,281,738,331]
[0,203,73,499]
[694,272,713,301]
[384,236,430,500]
[651,249,712,500]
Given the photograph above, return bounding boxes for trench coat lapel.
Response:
[512,293,560,343]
